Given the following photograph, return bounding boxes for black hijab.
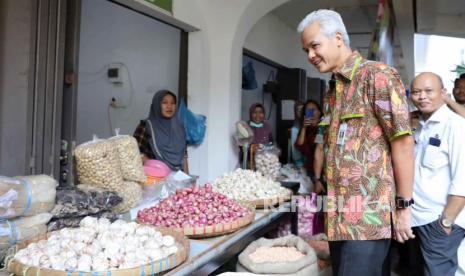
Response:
[146,90,186,170]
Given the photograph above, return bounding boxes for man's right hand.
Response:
[394,207,415,243]
[313,179,326,194]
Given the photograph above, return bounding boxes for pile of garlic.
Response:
[255,151,281,181]
[212,169,289,201]
[14,217,178,272]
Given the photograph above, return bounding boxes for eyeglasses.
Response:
[410,88,436,97]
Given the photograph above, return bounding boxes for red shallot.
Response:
[137,184,251,228]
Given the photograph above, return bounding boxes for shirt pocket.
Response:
[422,145,448,169]
[340,113,365,138]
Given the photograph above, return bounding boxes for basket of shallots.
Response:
[137,184,255,238]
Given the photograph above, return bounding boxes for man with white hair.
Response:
[297,9,415,275]
[410,72,465,276]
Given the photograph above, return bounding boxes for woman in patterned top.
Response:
[133,90,187,171]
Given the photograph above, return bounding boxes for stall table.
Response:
[164,202,295,276]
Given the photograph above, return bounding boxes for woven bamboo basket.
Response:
[139,205,256,239]
[246,188,293,209]
[6,227,189,276]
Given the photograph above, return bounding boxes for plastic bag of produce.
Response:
[50,185,122,219]
[0,175,57,220]
[74,135,124,190]
[254,144,281,181]
[159,172,193,200]
[237,235,317,276]
[112,181,142,214]
[109,130,147,183]
[47,211,118,231]
[0,213,52,260]
[297,193,318,239]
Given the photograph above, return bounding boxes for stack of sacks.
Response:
[0,175,57,260]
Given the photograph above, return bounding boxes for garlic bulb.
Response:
[79,216,97,229]
[255,151,281,181]
[14,216,179,272]
[212,169,289,201]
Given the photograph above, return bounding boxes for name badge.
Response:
[336,123,348,146]
[429,137,441,147]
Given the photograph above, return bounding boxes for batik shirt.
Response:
[323,51,412,241]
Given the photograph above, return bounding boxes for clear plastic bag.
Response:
[74,135,124,190]
[0,213,52,260]
[254,144,281,181]
[109,129,147,183]
[0,175,57,220]
[112,181,142,214]
[159,172,193,200]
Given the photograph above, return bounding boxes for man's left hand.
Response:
[394,208,415,243]
[439,220,452,235]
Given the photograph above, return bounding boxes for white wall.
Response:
[415,34,465,93]
[171,0,290,184]
[76,0,180,143]
[244,13,326,80]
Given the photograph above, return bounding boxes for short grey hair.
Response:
[297,9,350,47]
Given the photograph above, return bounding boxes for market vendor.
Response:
[133,90,187,172]
[249,103,273,145]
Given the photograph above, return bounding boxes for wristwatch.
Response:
[440,215,453,228]
[311,176,321,182]
[395,196,414,209]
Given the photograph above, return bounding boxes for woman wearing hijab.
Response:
[249,103,273,145]
[133,90,187,171]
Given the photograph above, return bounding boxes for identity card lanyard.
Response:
[335,56,362,151]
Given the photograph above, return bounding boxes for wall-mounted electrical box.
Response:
[107,63,123,84]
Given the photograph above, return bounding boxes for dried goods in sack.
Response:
[254,145,281,180]
[237,235,318,275]
[108,134,146,183]
[50,185,122,219]
[0,175,57,220]
[112,181,142,214]
[74,138,124,190]
[0,213,52,260]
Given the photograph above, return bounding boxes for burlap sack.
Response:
[236,261,318,276]
[237,235,318,275]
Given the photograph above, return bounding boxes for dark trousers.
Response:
[414,220,465,276]
[329,239,391,276]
